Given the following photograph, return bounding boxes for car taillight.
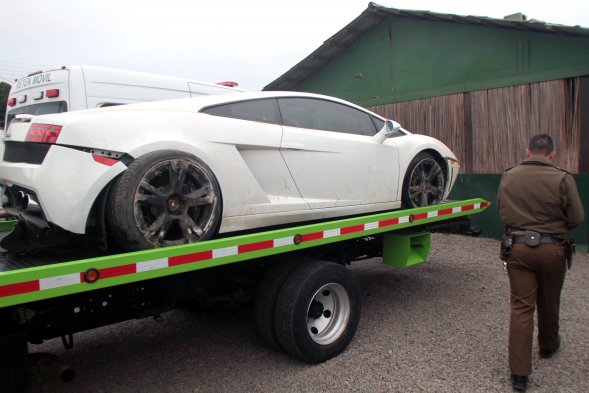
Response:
[216,81,239,87]
[25,124,62,144]
[46,89,60,98]
[7,98,16,107]
[92,155,118,166]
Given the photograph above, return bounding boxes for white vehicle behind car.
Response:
[4,65,243,128]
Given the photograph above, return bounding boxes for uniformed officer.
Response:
[497,134,584,392]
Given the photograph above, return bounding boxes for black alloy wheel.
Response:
[402,152,446,208]
[108,150,221,251]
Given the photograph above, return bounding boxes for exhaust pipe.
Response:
[29,352,75,382]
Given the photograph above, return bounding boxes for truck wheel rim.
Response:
[306,283,350,345]
[407,158,445,207]
[133,159,217,247]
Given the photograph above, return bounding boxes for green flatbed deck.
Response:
[0,199,489,308]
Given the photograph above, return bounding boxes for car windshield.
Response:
[6,101,68,128]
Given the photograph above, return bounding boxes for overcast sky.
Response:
[1,0,588,90]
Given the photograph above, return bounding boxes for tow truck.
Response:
[0,198,489,393]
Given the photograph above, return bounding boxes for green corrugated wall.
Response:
[294,17,589,107]
[291,16,589,252]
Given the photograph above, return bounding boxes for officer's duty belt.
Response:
[512,235,561,245]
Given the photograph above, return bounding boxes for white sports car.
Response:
[0,92,459,251]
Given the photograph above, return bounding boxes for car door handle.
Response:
[282,142,306,150]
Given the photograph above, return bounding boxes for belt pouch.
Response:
[524,230,541,247]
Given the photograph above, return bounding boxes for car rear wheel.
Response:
[108,150,221,251]
[402,152,445,208]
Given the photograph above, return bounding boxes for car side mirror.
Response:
[373,120,402,143]
[383,120,401,136]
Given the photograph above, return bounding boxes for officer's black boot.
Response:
[511,375,528,392]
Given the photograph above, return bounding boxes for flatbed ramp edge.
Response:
[0,198,489,309]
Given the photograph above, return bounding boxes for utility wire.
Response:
[0,60,44,69]
[0,70,21,77]
[0,74,24,81]
[0,74,14,85]
[0,64,36,72]
[0,62,43,81]
[0,66,35,75]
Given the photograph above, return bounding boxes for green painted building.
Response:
[265,3,589,251]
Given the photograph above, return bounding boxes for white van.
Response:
[4,65,244,127]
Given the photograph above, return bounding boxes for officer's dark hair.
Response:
[528,134,554,155]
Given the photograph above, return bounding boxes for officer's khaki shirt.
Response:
[497,155,584,236]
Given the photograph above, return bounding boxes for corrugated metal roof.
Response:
[264,2,589,91]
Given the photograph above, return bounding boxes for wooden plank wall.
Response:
[367,78,583,173]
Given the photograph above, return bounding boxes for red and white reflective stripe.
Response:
[364,222,379,230]
[40,273,80,290]
[0,273,83,298]
[273,237,294,247]
[213,246,238,258]
[0,281,41,298]
[0,202,488,300]
[136,258,168,273]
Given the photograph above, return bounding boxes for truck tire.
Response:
[253,258,305,349]
[274,259,361,363]
[0,332,29,393]
[108,150,221,251]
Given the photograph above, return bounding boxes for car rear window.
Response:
[202,99,279,124]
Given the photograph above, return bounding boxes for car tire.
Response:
[401,152,446,208]
[107,150,221,251]
[274,259,361,364]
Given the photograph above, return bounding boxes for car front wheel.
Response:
[402,152,446,208]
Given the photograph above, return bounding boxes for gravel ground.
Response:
[29,234,589,393]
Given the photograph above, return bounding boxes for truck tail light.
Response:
[7,98,16,107]
[46,89,60,98]
[26,124,62,144]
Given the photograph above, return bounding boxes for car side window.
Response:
[201,99,279,124]
[277,98,377,136]
[371,116,385,131]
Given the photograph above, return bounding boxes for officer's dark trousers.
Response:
[506,243,566,376]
